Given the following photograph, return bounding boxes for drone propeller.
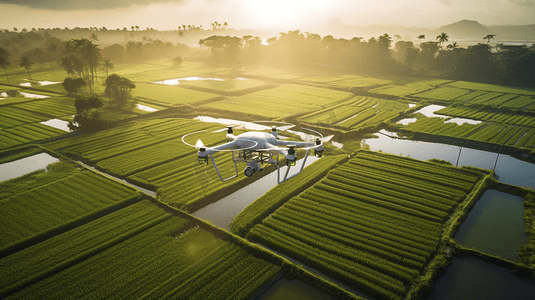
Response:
[194,139,205,149]
[212,125,238,133]
[320,134,334,142]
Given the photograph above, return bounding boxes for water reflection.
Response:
[426,256,535,300]
[256,278,338,300]
[414,105,481,125]
[364,130,535,189]
[40,119,70,132]
[154,77,225,85]
[136,104,158,112]
[454,190,526,260]
[0,153,59,182]
[397,118,417,125]
[192,156,319,229]
[20,81,59,87]
[19,92,49,99]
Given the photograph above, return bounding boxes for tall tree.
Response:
[104,74,136,109]
[89,33,99,43]
[101,58,114,78]
[18,54,34,79]
[417,34,426,45]
[0,47,11,83]
[436,32,449,50]
[62,38,101,92]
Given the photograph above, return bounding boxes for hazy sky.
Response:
[0,0,533,31]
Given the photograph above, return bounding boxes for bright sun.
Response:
[243,0,326,29]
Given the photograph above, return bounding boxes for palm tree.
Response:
[0,47,11,83]
[436,32,449,50]
[89,33,99,43]
[446,42,458,50]
[19,55,34,79]
[483,34,495,44]
[101,58,114,78]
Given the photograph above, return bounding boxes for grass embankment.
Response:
[409,176,535,299]
[231,154,348,237]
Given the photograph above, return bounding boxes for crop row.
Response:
[0,131,29,150]
[0,169,140,247]
[0,201,170,292]
[278,198,437,257]
[248,225,405,300]
[231,154,347,236]
[247,151,479,300]
[349,157,474,193]
[369,80,449,97]
[336,99,407,129]
[356,151,479,184]
[438,106,535,127]
[412,87,470,101]
[203,84,353,118]
[446,81,535,96]
[96,130,226,177]
[45,118,171,150]
[13,97,76,118]
[4,123,65,142]
[0,106,48,124]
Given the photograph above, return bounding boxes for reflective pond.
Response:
[363,130,535,189]
[136,104,158,112]
[454,190,527,261]
[0,153,59,182]
[40,119,70,132]
[256,278,338,300]
[426,256,535,300]
[154,77,225,85]
[414,105,482,125]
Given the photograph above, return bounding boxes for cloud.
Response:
[0,0,191,10]
[509,0,534,6]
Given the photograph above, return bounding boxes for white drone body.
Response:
[182,124,332,183]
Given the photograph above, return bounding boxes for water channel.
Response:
[426,256,535,300]
[192,156,319,229]
[0,153,59,182]
[454,190,527,261]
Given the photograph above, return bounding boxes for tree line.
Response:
[198,31,535,88]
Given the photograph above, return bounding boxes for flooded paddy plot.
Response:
[0,152,59,182]
[363,130,535,189]
[454,190,527,260]
[40,119,70,132]
[426,256,535,300]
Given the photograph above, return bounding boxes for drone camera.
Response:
[286,158,297,166]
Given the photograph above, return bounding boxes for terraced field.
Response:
[247,151,483,300]
[368,79,450,97]
[299,74,392,89]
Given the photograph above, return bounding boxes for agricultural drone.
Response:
[182,122,333,183]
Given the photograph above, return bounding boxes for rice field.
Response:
[202,84,353,119]
[368,79,450,97]
[247,151,483,300]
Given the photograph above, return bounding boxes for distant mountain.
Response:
[433,20,490,39]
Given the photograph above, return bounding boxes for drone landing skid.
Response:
[209,154,239,182]
[277,149,311,184]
